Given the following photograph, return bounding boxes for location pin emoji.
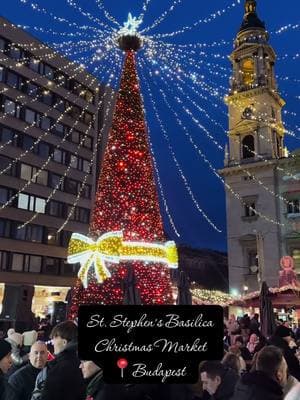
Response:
[117,358,128,379]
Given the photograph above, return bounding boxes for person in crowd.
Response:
[34,320,85,400]
[233,336,252,371]
[0,338,14,400]
[269,325,300,381]
[221,352,242,376]
[225,315,240,345]
[9,341,48,400]
[228,345,247,373]
[80,360,103,400]
[247,333,260,356]
[6,329,28,371]
[232,345,287,400]
[199,360,239,400]
[250,313,260,335]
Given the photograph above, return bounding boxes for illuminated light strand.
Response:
[17,0,109,34]
[139,90,180,237]
[94,0,121,28]
[17,53,120,228]
[15,24,102,40]
[146,58,292,216]
[57,53,123,233]
[272,23,300,35]
[140,0,184,34]
[139,61,222,233]
[148,0,242,38]
[65,0,115,32]
[138,0,152,22]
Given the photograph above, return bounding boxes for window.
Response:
[12,253,24,271]
[43,257,60,275]
[67,104,81,119]
[53,123,65,138]
[70,155,78,169]
[247,249,258,272]
[84,89,94,103]
[52,148,66,164]
[0,251,8,271]
[0,155,15,176]
[46,200,65,217]
[0,126,17,144]
[0,38,7,51]
[242,135,255,159]
[71,130,80,144]
[4,99,20,118]
[288,200,300,215]
[41,90,53,106]
[25,254,42,273]
[0,187,13,205]
[81,184,91,199]
[61,260,78,276]
[48,173,63,190]
[22,135,35,150]
[14,223,43,243]
[26,82,39,97]
[83,136,93,149]
[61,230,72,247]
[82,112,93,125]
[47,228,60,246]
[6,70,22,89]
[83,160,90,173]
[244,202,256,217]
[242,58,255,86]
[40,63,55,80]
[69,206,90,223]
[25,108,38,125]
[9,46,22,61]
[0,219,11,238]
[40,116,51,131]
[20,163,48,185]
[55,72,68,88]
[0,66,3,82]
[64,178,78,195]
[28,57,40,73]
[18,193,46,213]
[54,95,65,112]
[38,142,50,158]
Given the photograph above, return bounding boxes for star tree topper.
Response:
[119,12,143,36]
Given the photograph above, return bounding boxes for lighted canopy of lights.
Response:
[0,0,299,238]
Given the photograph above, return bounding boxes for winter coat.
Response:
[210,367,239,400]
[231,370,283,400]
[85,370,103,400]
[39,341,85,400]
[9,363,41,400]
[285,382,300,400]
[269,335,300,381]
[0,371,15,400]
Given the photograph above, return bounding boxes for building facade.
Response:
[0,16,113,327]
[219,0,296,294]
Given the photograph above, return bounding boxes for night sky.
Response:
[1,0,299,251]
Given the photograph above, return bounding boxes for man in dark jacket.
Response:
[80,360,103,400]
[232,345,287,400]
[199,361,239,400]
[9,341,48,400]
[0,338,14,400]
[39,321,85,400]
[269,325,300,381]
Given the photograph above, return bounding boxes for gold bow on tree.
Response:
[67,231,178,288]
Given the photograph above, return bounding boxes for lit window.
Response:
[242,58,255,86]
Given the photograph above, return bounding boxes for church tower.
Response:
[220,0,286,293]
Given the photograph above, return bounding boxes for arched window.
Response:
[242,58,255,86]
[242,135,255,159]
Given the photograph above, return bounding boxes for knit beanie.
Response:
[275,325,292,338]
[23,330,38,347]
[0,339,11,361]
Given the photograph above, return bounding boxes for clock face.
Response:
[242,107,253,119]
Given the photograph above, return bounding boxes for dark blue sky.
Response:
[1,0,299,251]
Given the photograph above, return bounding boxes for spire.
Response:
[239,0,265,33]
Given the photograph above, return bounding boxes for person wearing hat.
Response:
[269,325,300,381]
[0,338,14,400]
[79,361,103,400]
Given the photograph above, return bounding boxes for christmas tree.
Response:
[68,31,175,319]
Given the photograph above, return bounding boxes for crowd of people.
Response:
[0,313,300,400]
